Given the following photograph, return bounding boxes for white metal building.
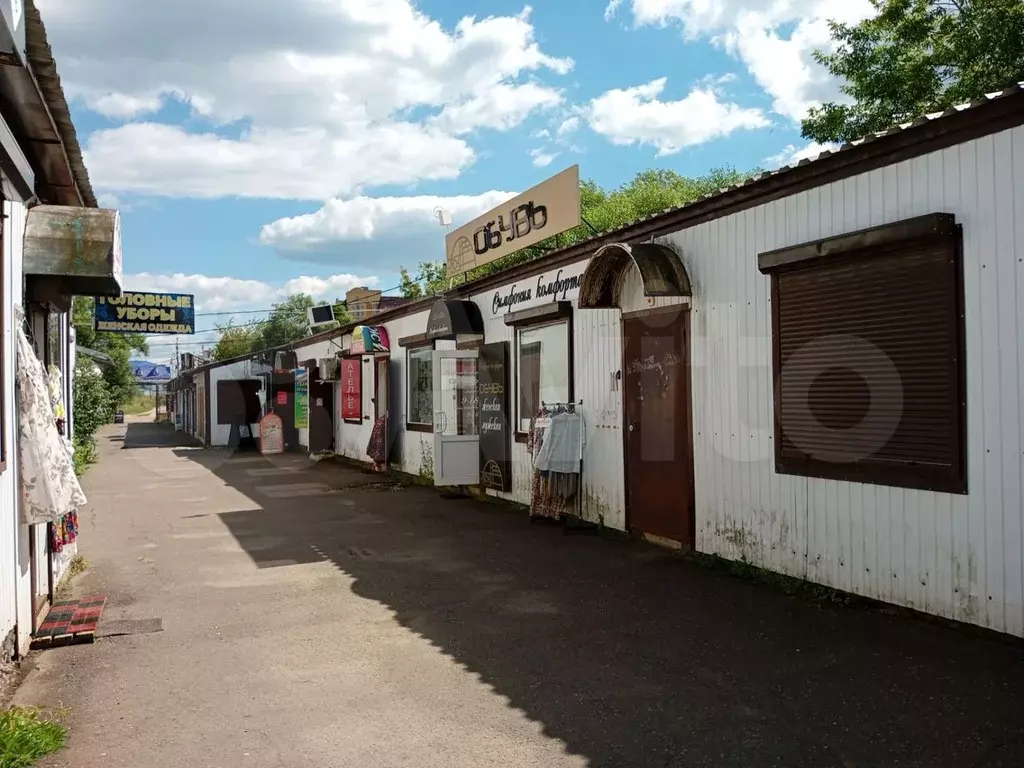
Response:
[0,4,123,658]
[284,84,1024,637]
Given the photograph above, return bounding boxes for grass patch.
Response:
[54,556,89,601]
[121,393,156,416]
[0,707,67,768]
[687,551,862,606]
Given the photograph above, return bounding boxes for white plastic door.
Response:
[432,349,480,486]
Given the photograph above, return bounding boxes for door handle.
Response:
[628,422,635,432]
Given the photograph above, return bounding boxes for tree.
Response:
[211,321,262,361]
[802,0,1024,144]
[398,262,448,299]
[71,296,149,410]
[253,293,316,349]
[400,166,753,291]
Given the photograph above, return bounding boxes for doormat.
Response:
[31,596,107,648]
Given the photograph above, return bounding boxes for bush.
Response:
[72,437,97,476]
[72,361,112,446]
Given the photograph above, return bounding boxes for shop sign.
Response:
[294,369,309,429]
[477,342,511,492]
[276,391,288,406]
[446,166,581,275]
[94,291,195,335]
[489,268,585,315]
[341,359,362,421]
[259,412,284,455]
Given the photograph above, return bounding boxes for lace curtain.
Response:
[15,307,86,524]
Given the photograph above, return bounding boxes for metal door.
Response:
[432,349,480,486]
[622,307,695,547]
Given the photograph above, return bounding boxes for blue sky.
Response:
[39,0,874,363]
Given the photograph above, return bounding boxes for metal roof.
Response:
[23,0,96,207]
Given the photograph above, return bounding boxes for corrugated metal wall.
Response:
[0,195,32,655]
[320,126,1023,636]
[663,125,1024,637]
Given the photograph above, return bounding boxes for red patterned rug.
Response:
[31,596,107,648]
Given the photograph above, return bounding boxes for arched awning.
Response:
[577,242,692,309]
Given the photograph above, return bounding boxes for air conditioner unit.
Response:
[307,304,336,329]
[318,357,339,381]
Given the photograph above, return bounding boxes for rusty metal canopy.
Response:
[23,205,123,297]
[577,242,692,309]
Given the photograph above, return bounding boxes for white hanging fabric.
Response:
[15,308,86,524]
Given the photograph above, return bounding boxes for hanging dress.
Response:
[16,312,87,525]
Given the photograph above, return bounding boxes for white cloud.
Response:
[259,191,517,253]
[38,0,573,199]
[763,140,838,168]
[529,148,557,168]
[85,123,474,200]
[609,0,876,121]
[604,0,624,21]
[556,116,580,137]
[124,271,378,315]
[587,78,769,155]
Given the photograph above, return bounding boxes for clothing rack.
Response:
[529,399,596,533]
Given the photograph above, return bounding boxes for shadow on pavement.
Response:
[176,448,1024,768]
[120,422,202,449]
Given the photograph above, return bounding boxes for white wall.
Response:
[290,337,343,449]
[659,125,1024,637]
[207,359,270,446]
[0,190,33,656]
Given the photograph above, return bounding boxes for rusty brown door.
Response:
[622,307,694,547]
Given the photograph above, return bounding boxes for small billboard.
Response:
[95,291,195,335]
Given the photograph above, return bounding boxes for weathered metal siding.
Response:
[661,125,1024,636]
[465,262,629,526]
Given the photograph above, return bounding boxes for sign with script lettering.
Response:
[477,342,511,492]
[445,166,581,275]
[489,267,585,316]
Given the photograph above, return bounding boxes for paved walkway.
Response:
[14,421,1024,767]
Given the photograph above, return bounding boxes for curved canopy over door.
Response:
[577,242,692,309]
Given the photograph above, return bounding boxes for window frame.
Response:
[505,303,574,442]
[761,213,967,494]
[404,339,435,433]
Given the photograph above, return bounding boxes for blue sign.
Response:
[95,292,195,335]
[130,361,173,382]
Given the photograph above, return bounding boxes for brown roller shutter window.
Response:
[763,216,966,494]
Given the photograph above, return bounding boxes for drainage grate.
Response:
[95,618,164,638]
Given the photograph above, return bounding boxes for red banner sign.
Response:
[341,358,362,421]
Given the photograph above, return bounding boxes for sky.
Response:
[37,0,874,365]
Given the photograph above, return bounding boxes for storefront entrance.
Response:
[621,306,695,547]
[431,349,480,486]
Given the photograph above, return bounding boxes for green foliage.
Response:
[72,360,112,446]
[399,166,752,296]
[398,263,449,299]
[0,707,67,768]
[211,321,262,361]
[72,437,97,476]
[802,0,1024,143]
[211,293,354,361]
[72,297,147,412]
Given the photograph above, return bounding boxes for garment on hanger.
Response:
[366,416,387,467]
[527,405,584,520]
[15,309,87,525]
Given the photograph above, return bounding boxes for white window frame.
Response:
[514,318,571,435]
[406,343,435,430]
